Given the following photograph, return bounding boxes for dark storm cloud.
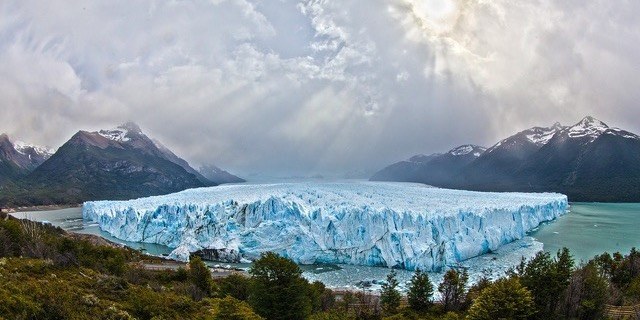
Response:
[0,0,639,177]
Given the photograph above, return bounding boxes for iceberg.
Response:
[83,182,568,271]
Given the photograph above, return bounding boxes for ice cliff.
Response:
[83,182,568,271]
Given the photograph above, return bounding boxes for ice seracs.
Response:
[83,182,568,271]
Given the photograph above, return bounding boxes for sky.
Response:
[1,0,639,177]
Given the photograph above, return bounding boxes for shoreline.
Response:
[8,204,82,213]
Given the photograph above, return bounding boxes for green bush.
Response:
[467,277,535,320]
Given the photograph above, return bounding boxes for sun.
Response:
[409,0,461,35]
[416,0,457,20]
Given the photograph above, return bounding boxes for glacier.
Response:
[82,182,568,271]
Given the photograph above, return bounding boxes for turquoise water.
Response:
[530,202,640,262]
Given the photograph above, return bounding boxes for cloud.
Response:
[0,0,639,176]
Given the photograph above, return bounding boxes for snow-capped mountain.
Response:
[514,116,640,201]
[372,116,640,202]
[0,134,53,184]
[463,122,567,185]
[1,123,216,206]
[487,122,565,154]
[13,141,55,160]
[566,116,609,142]
[370,144,486,186]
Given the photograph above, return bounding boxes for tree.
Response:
[467,277,535,320]
[307,281,335,313]
[407,269,433,312]
[219,274,252,301]
[188,255,215,297]
[559,262,609,320]
[464,277,491,309]
[519,248,574,319]
[248,252,312,320]
[438,269,468,312]
[380,270,402,315]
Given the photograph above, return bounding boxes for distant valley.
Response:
[372,116,640,202]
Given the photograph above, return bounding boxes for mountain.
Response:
[371,116,640,202]
[512,117,640,201]
[0,123,213,206]
[371,145,486,187]
[198,164,245,184]
[0,134,53,184]
[462,122,566,187]
[95,122,212,185]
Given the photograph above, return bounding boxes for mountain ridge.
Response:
[371,116,640,202]
[0,123,242,207]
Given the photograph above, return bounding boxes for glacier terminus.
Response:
[83,182,568,271]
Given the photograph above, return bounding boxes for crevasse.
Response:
[83,182,568,271]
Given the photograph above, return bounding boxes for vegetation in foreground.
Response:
[2,211,640,319]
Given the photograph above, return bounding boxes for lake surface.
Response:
[11,202,640,291]
[531,202,640,262]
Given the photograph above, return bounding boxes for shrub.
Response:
[467,277,535,320]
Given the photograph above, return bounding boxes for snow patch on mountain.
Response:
[448,145,486,156]
[488,123,565,154]
[567,116,609,141]
[13,141,55,158]
[605,128,640,140]
[97,122,144,143]
[98,128,130,142]
[525,122,565,146]
[83,182,568,271]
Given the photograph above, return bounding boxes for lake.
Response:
[530,202,640,262]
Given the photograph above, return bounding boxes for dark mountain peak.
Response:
[447,145,486,157]
[0,133,9,142]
